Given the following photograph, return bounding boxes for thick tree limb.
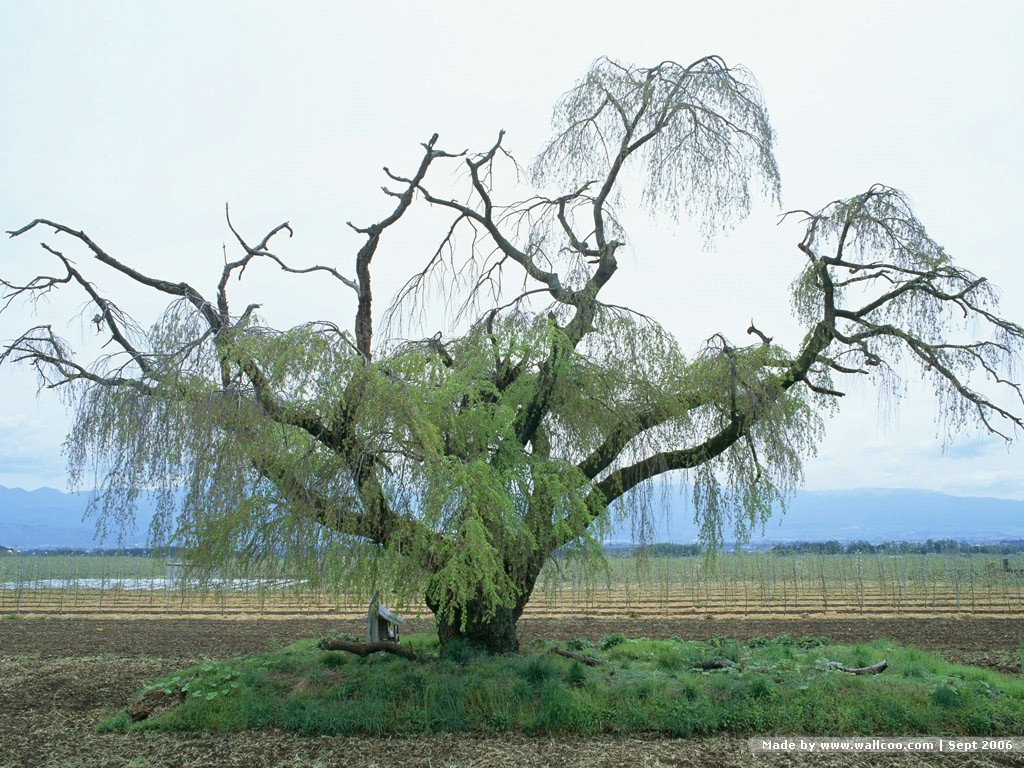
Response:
[319,638,420,661]
[576,393,703,480]
[592,415,747,507]
[249,446,434,561]
[7,219,222,330]
[348,134,452,360]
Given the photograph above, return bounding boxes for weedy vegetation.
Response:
[101,634,1024,737]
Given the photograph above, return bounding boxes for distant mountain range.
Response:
[0,485,156,550]
[0,484,1022,550]
[606,487,1024,546]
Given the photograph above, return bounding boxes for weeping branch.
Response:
[2,58,1021,644]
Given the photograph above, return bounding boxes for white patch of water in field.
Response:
[0,577,307,591]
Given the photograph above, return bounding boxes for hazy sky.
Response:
[2,1,1022,499]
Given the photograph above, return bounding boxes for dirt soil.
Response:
[1,616,1023,767]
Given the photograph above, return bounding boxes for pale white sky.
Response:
[1,1,1022,498]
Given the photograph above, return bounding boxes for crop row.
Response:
[2,552,1023,618]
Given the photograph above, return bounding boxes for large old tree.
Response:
[3,57,1022,652]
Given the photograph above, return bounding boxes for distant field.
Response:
[2,551,1023,618]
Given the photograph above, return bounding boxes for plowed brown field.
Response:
[5,581,1023,620]
[2,615,1024,767]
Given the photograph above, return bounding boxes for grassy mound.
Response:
[101,634,1024,736]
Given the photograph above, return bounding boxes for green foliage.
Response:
[931,683,964,710]
[708,637,743,664]
[533,55,780,234]
[96,711,133,733]
[599,633,628,651]
[8,57,1021,651]
[425,676,469,732]
[653,644,689,671]
[39,55,819,637]
[520,654,561,686]
[143,661,245,703]
[440,637,485,665]
[564,660,590,687]
[109,632,1024,737]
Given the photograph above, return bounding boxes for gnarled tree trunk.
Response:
[434,602,521,655]
[426,564,542,654]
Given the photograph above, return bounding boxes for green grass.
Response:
[101,634,1024,737]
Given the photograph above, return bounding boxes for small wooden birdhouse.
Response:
[365,592,404,643]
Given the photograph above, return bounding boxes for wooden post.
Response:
[366,592,381,643]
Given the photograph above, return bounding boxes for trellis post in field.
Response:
[1014,563,1023,609]
[854,556,862,611]
[969,557,977,612]
[999,559,1009,610]
[953,557,962,613]
[96,561,105,613]
[730,554,739,614]
[897,556,906,612]
[790,558,799,610]
[743,555,752,615]
[818,557,828,612]
[15,557,25,614]
[926,556,934,610]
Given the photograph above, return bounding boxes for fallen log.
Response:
[826,659,888,675]
[319,638,419,661]
[550,647,603,666]
[692,659,737,670]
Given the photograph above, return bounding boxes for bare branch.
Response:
[746,320,773,346]
[346,134,447,360]
[218,207,356,321]
[8,219,221,330]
